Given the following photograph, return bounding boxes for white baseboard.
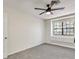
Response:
[8,42,43,56]
[45,40,75,49]
[4,41,75,58]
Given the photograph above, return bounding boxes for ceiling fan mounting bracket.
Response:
[47,4,50,8]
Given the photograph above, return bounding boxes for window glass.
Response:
[53,20,74,36]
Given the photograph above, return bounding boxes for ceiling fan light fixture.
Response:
[46,12,51,15]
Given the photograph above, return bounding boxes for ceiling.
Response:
[4,0,75,19]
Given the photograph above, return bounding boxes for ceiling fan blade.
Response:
[50,1,56,7]
[51,7,64,11]
[39,11,46,15]
[35,8,46,10]
[50,0,60,7]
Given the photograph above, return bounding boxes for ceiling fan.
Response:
[34,0,64,15]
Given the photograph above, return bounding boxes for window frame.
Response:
[52,20,75,36]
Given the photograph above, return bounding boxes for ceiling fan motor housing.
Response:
[46,8,51,12]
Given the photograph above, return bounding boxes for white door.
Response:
[3,10,8,58]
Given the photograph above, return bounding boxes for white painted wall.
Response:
[4,7,45,57]
[44,15,75,48]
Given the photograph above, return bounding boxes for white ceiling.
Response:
[4,0,75,19]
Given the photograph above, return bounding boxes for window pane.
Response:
[53,21,62,35]
[63,21,74,35]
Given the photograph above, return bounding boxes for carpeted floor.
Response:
[7,44,75,59]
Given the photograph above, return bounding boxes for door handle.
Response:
[4,37,7,39]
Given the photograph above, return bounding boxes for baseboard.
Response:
[5,41,75,58]
[8,42,43,56]
[44,41,75,49]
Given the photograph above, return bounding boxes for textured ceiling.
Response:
[4,0,75,19]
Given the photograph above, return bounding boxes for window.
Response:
[53,21,74,36]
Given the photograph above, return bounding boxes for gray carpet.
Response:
[8,44,75,59]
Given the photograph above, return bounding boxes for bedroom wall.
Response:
[4,7,45,58]
[44,15,75,48]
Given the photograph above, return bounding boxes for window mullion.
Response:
[62,22,63,35]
